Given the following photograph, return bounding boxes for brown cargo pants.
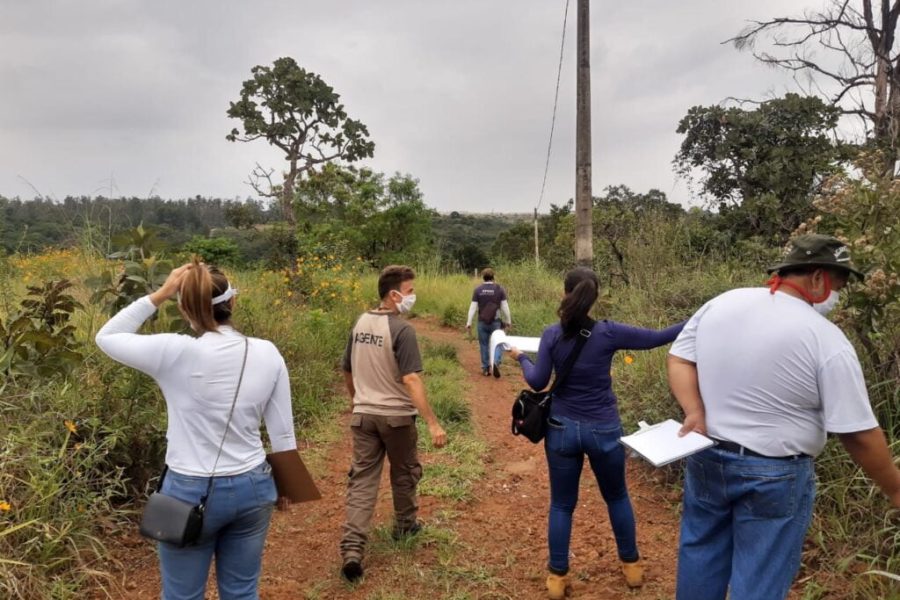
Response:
[340,413,423,561]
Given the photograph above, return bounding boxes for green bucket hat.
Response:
[766,234,864,279]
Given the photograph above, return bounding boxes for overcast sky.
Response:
[0,0,817,213]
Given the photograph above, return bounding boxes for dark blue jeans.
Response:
[476,320,503,371]
[676,447,815,600]
[544,414,638,574]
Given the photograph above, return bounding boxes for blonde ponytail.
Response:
[178,257,219,334]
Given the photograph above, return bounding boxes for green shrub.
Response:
[0,383,130,599]
[440,304,464,328]
[1,279,83,381]
[182,235,240,266]
[423,341,457,362]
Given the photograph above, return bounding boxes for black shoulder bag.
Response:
[139,338,249,547]
[511,325,592,443]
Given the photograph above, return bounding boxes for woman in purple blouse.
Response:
[508,267,684,598]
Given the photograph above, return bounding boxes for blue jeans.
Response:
[544,414,638,574]
[157,461,277,600]
[676,448,816,600]
[477,320,503,371]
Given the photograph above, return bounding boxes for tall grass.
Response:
[409,256,899,599]
[2,243,898,599]
[0,252,365,599]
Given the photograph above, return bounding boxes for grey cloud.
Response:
[0,0,816,210]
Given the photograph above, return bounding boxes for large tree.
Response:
[731,0,900,165]
[294,163,435,265]
[226,57,375,224]
[674,93,843,240]
[592,186,684,284]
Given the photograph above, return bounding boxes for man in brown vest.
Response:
[339,265,448,582]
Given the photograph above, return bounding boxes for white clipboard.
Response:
[619,419,714,467]
[489,329,541,369]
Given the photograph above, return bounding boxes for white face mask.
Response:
[394,291,416,314]
[813,290,840,315]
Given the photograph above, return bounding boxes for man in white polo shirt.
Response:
[667,234,900,600]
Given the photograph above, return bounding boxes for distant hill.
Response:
[431,211,530,258]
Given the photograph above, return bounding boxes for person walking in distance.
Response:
[507,267,684,598]
[668,234,900,600]
[339,265,448,582]
[466,268,511,377]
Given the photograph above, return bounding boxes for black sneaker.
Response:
[341,559,363,583]
[392,522,422,541]
[482,368,490,376]
[492,364,501,378]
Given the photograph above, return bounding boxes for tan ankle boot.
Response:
[546,573,569,599]
[622,559,644,588]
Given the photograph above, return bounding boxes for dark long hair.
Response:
[557,267,599,337]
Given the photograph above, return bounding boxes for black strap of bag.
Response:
[198,337,250,509]
[547,323,593,395]
[140,337,249,546]
[156,337,250,504]
[510,323,592,440]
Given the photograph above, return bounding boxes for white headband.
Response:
[212,285,237,305]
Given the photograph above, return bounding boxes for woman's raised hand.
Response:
[149,263,195,307]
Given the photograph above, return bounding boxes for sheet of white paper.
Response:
[488,330,541,369]
[619,419,714,467]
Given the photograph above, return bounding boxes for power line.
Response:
[536,0,571,213]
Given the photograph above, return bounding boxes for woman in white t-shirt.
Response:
[96,260,295,600]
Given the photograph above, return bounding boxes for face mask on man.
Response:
[813,290,841,315]
[394,291,417,314]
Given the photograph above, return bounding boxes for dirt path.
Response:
[105,317,680,599]
[415,320,679,599]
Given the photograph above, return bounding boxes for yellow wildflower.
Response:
[287,291,293,297]
[64,420,77,434]
[0,501,10,512]
[624,355,634,365]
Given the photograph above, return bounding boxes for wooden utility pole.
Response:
[534,208,540,267]
[575,0,593,267]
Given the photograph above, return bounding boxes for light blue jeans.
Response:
[476,320,504,371]
[157,461,277,600]
[676,447,815,600]
[544,414,638,574]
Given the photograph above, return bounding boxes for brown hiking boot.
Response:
[546,573,569,599]
[622,559,644,588]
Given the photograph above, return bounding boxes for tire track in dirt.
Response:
[104,317,681,599]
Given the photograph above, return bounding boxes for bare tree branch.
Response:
[245,163,279,199]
